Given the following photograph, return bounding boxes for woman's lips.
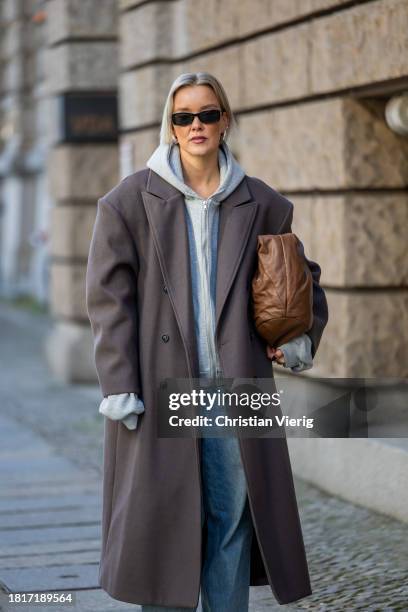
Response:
[191,137,206,143]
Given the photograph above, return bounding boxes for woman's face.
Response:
[171,85,228,158]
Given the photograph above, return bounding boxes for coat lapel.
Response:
[142,169,258,376]
[142,174,199,378]
[215,178,258,334]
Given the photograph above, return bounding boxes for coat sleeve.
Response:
[278,203,329,359]
[86,197,142,398]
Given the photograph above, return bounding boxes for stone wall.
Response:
[44,0,118,382]
[118,0,408,378]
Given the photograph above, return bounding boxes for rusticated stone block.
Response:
[119,0,353,63]
[46,42,117,94]
[50,262,87,321]
[47,0,117,44]
[173,0,239,57]
[238,0,352,38]
[310,0,408,94]
[242,0,408,106]
[311,289,408,378]
[44,320,97,383]
[0,0,22,23]
[179,46,241,107]
[120,132,159,174]
[290,193,408,288]
[119,64,180,129]
[343,99,408,187]
[2,21,23,59]
[244,23,311,109]
[51,206,97,259]
[120,2,172,68]
[120,0,408,112]
[119,0,148,9]
[237,98,408,190]
[2,57,24,92]
[49,145,118,201]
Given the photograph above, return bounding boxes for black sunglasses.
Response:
[171,108,224,126]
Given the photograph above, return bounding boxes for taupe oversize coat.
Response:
[85,167,329,608]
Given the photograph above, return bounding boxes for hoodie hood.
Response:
[146,140,246,205]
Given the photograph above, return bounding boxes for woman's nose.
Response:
[191,115,203,127]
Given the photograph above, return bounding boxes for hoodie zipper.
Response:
[201,199,213,379]
[202,199,221,381]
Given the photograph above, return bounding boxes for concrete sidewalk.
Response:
[0,413,122,611]
[0,299,407,610]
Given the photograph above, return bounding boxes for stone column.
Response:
[0,0,48,299]
[44,0,118,382]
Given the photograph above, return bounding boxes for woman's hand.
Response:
[266,345,285,365]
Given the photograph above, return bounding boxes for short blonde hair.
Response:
[159,72,236,145]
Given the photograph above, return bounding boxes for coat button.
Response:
[161,334,170,343]
[163,285,168,294]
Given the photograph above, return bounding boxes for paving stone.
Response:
[0,539,100,560]
[0,586,140,611]
[0,505,99,529]
[0,563,99,592]
[0,549,100,570]
[0,483,101,501]
[0,525,100,546]
[0,493,100,513]
[0,457,80,481]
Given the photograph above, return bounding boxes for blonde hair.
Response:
[159,72,236,145]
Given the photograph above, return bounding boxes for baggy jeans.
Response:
[142,386,254,612]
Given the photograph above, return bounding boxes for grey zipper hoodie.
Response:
[99,142,313,430]
[147,140,246,380]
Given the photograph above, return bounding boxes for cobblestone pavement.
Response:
[0,300,407,611]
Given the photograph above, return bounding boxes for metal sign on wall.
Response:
[57,92,118,143]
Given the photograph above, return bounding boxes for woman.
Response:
[86,72,328,611]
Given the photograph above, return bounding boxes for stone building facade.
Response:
[0,0,50,303]
[118,0,408,381]
[1,0,407,518]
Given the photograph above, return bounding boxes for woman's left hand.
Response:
[266,345,285,365]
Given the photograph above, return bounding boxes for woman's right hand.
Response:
[266,345,286,365]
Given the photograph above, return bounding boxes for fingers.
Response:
[275,349,285,365]
[266,345,276,360]
[267,346,285,364]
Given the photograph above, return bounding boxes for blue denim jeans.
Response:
[142,387,253,612]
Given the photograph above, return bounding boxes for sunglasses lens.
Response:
[200,110,221,123]
[172,109,222,126]
[172,113,193,126]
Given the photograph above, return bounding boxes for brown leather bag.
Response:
[251,233,314,347]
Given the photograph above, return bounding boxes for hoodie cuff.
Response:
[99,393,145,430]
[121,413,140,430]
[278,333,313,372]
